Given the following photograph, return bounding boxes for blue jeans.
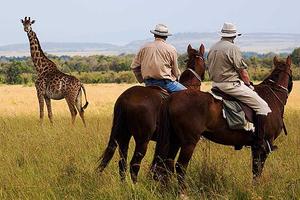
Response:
[144,79,187,93]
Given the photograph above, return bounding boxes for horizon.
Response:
[1,31,300,47]
[0,0,299,46]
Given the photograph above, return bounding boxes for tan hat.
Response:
[150,24,172,36]
[219,22,242,37]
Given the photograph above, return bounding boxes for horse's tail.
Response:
[96,100,123,173]
[153,99,172,173]
[80,84,89,111]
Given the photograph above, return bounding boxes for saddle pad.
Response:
[209,90,255,132]
[211,87,254,122]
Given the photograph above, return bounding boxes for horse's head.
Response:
[186,44,206,81]
[266,56,293,94]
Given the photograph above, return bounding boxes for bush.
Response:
[5,63,22,84]
[74,71,137,84]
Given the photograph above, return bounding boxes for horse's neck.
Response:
[179,69,201,89]
[255,83,287,113]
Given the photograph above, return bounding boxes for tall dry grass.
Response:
[0,83,299,199]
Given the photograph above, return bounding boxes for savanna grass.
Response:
[0,83,299,199]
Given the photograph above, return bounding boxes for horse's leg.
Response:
[117,133,131,182]
[251,146,268,182]
[175,143,197,196]
[44,97,53,123]
[166,141,181,175]
[155,142,181,185]
[150,138,180,180]
[130,140,149,184]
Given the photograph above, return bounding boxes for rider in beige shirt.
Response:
[131,24,186,92]
[208,37,248,82]
[131,38,180,81]
[208,22,272,152]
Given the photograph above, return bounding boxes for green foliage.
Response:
[0,48,299,85]
[5,62,22,84]
[291,47,300,66]
[75,71,136,84]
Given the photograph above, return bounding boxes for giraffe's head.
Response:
[21,17,35,33]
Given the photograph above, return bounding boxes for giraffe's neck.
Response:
[27,30,57,75]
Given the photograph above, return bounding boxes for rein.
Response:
[265,84,286,107]
[264,79,289,135]
[266,79,289,93]
[187,68,202,82]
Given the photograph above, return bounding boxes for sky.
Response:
[0,0,299,46]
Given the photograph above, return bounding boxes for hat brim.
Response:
[219,32,242,37]
[150,30,172,36]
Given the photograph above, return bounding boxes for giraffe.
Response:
[21,17,88,126]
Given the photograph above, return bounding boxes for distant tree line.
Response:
[0,47,300,85]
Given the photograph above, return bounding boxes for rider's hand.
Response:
[249,85,255,90]
[245,82,254,90]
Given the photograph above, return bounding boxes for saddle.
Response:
[211,87,254,123]
[146,86,170,99]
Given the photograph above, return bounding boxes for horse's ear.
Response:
[286,55,292,66]
[199,44,205,56]
[273,56,279,66]
[187,44,193,55]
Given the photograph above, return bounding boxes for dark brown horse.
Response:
[97,44,206,183]
[154,56,293,194]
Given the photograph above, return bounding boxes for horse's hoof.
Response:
[252,175,262,186]
[271,145,278,151]
[179,193,189,200]
[131,174,138,184]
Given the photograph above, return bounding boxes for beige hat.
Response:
[219,22,242,37]
[150,24,172,36]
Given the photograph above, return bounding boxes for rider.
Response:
[207,22,272,151]
[130,24,186,92]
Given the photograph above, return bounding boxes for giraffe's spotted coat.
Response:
[21,17,88,126]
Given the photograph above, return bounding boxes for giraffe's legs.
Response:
[44,97,53,123]
[66,98,77,125]
[75,90,86,127]
[37,92,45,123]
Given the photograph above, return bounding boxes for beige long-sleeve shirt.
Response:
[130,38,180,81]
[207,38,248,82]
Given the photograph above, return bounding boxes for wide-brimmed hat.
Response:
[219,22,242,37]
[150,24,172,36]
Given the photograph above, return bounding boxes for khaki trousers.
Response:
[212,81,271,115]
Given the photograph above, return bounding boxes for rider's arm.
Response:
[131,49,144,83]
[238,68,251,86]
[230,46,251,86]
[171,50,181,80]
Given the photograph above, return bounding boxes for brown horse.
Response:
[153,56,293,194]
[97,44,206,183]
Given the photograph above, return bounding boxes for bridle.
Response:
[182,53,205,82]
[264,67,292,98]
